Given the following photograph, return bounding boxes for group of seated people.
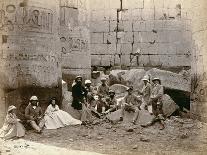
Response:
[0,74,165,140]
[71,75,165,129]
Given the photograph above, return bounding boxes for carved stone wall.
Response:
[59,0,91,89]
[0,0,61,125]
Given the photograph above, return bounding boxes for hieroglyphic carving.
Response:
[0,4,53,33]
[60,0,86,9]
[60,36,88,53]
[0,50,57,63]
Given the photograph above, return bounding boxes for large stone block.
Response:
[101,55,114,66]
[109,9,117,20]
[158,43,177,55]
[90,44,108,54]
[142,43,159,55]
[90,32,104,44]
[120,32,133,43]
[90,21,109,32]
[123,0,144,9]
[109,20,117,32]
[90,10,106,21]
[162,20,184,31]
[91,55,102,66]
[118,43,133,54]
[104,32,117,44]
[131,8,142,21]
[144,0,155,9]
[141,8,155,20]
[133,21,146,31]
[109,0,120,9]
[120,9,132,21]
[120,54,131,66]
[139,31,158,43]
[90,0,105,9]
[146,68,191,92]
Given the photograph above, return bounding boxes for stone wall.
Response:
[190,0,207,121]
[89,0,192,69]
[59,0,91,89]
[0,0,61,125]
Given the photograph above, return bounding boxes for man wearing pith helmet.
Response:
[25,96,45,133]
[97,77,109,98]
[141,77,165,130]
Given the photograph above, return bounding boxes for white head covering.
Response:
[142,75,150,82]
[30,96,38,101]
[8,105,16,112]
[85,80,92,84]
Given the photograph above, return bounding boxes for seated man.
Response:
[141,77,165,130]
[97,77,109,98]
[84,79,95,106]
[25,96,45,133]
[104,90,118,114]
[120,87,141,124]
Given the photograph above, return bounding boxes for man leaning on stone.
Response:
[25,96,45,133]
[141,77,165,130]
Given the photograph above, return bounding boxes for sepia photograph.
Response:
[0,0,207,154]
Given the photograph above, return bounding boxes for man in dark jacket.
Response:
[72,76,87,110]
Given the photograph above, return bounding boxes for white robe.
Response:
[44,104,81,129]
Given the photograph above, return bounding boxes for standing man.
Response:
[139,76,152,113]
[72,76,87,110]
[141,77,165,130]
[97,77,109,98]
[120,87,142,124]
[25,96,45,133]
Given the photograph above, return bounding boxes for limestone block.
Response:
[146,68,191,92]
[104,32,117,44]
[145,21,155,31]
[141,8,155,20]
[133,21,146,31]
[120,10,132,21]
[114,54,121,66]
[109,9,118,20]
[158,43,177,55]
[175,42,191,55]
[154,20,164,30]
[139,31,158,43]
[120,32,133,43]
[148,55,162,66]
[109,0,120,9]
[144,0,155,9]
[162,20,184,31]
[107,44,117,54]
[118,43,133,54]
[153,0,164,8]
[122,20,133,32]
[91,10,106,21]
[123,0,144,9]
[90,32,104,44]
[131,9,142,21]
[109,20,117,32]
[133,32,142,43]
[62,53,91,68]
[101,55,114,66]
[120,55,131,66]
[142,43,159,55]
[90,21,109,32]
[90,0,105,10]
[154,8,168,20]
[90,44,108,54]
[91,55,102,66]
[157,31,169,43]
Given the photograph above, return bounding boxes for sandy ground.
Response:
[1,114,207,155]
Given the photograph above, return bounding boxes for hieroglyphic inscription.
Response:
[0,4,53,33]
[60,36,88,53]
[60,0,86,9]
[0,50,57,63]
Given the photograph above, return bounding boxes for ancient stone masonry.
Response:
[190,0,207,121]
[59,0,91,88]
[0,0,61,125]
[89,0,192,69]
[0,0,61,89]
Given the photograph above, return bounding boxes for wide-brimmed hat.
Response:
[75,75,82,80]
[85,80,92,84]
[142,75,150,82]
[101,77,107,81]
[30,96,38,101]
[126,86,133,91]
[109,90,115,94]
[152,77,161,84]
[8,105,16,112]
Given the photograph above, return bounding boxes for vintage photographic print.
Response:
[0,0,207,155]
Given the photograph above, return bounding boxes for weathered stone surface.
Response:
[162,94,179,117]
[146,68,191,92]
[0,0,61,89]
